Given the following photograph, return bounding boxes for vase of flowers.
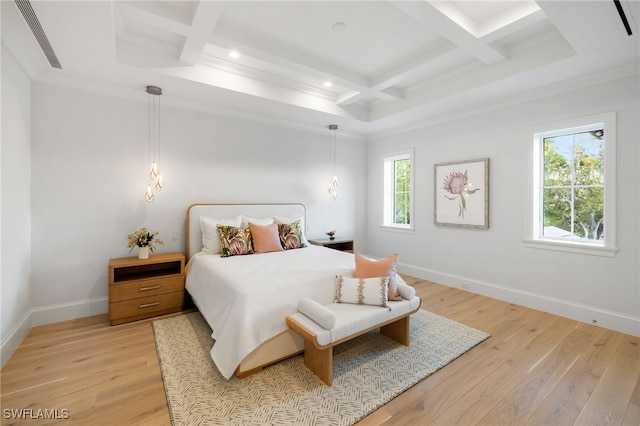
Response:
[127,227,164,259]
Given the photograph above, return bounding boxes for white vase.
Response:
[138,246,150,260]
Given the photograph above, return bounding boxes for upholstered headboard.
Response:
[186,203,306,260]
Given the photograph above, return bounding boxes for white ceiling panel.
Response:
[4,0,638,135]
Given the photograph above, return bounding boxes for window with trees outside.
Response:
[383,150,413,231]
[526,112,616,256]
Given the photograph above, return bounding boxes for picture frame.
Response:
[434,158,489,228]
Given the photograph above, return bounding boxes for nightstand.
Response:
[308,237,354,253]
[108,252,185,325]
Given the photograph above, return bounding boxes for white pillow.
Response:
[335,276,389,308]
[273,214,308,245]
[397,284,416,300]
[240,216,273,228]
[298,298,336,329]
[200,215,241,254]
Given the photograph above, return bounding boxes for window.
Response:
[383,149,414,231]
[525,112,616,256]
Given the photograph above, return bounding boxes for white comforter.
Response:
[186,245,373,379]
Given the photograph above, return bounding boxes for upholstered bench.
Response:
[285,284,421,385]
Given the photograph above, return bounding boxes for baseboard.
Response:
[1,309,32,368]
[399,263,640,337]
[31,297,108,326]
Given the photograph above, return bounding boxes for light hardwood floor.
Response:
[2,276,638,425]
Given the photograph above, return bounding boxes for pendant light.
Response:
[327,124,338,201]
[145,85,164,203]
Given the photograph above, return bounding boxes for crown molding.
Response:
[367,61,640,142]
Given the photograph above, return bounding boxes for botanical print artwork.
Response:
[442,170,480,218]
[435,158,489,228]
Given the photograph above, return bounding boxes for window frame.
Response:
[524,112,617,257]
[382,149,415,233]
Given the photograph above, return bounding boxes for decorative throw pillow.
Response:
[355,252,402,301]
[335,276,389,308]
[273,214,309,245]
[298,298,336,329]
[200,215,241,254]
[216,225,253,257]
[277,220,307,250]
[248,222,283,254]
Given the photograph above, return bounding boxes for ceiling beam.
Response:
[179,1,225,65]
[391,1,507,65]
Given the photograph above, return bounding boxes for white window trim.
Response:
[524,112,617,257]
[382,148,415,233]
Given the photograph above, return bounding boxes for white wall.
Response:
[1,47,33,366]
[366,74,640,336]
[29,81,366,324]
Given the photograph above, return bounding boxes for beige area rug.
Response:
[152,309,490,426]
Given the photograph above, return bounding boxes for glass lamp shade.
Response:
[327,175,338,201]
[149,161,158,181]
[145,184,154,203]
[155,173,164,191]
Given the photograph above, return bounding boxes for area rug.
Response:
[152,309,489,425]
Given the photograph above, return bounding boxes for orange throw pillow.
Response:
[249,223,284,254]
[354,252,402,301]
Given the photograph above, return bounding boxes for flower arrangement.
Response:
[442,169,480,218]
[325,229,336,240]
[127,227,164,253]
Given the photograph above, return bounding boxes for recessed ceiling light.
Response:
[332,21,347,32]
[324,81,332,88]
[229,50,240,59]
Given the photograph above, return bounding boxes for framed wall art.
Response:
[434,158,489,228]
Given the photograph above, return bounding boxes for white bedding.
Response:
[186,245,367,379]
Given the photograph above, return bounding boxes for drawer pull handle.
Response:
[139,302,160,309]
[139,285,161,292]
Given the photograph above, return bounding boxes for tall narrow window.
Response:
[383,150,413,230]
[526,112,616,256]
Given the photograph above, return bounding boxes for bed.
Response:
[185,203,415,379]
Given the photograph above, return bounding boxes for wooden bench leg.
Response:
[380,316,410,346]
[303,340,333,386]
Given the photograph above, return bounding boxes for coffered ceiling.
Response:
[5,1,639,135]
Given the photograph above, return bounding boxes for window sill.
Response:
[380,225,414,234]
[524,239,617,257]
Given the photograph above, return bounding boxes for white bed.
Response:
[185,203,412,379]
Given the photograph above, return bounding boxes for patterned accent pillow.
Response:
[335,275,389,308]
[216,225,253,258]
[277,220,307,250]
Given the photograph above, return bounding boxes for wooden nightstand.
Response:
[108,252,185,325]
[308,237,354,253]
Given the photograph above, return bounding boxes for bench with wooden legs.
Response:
[285,295,421,386]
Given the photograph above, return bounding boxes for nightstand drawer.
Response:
[109,275,184,302]
[109,291,184,323]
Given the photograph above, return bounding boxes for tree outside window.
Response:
[394,158,411,225]
[526,111,616,256]
[542,129,604,241]
[383,150,413,230]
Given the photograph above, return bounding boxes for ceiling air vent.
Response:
[613,0,633,36]
[14,0,62,69]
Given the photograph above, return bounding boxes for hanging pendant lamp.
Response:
[327,124,338,201]
[145,85,164,202]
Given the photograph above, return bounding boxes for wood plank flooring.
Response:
[1,276,638,425]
